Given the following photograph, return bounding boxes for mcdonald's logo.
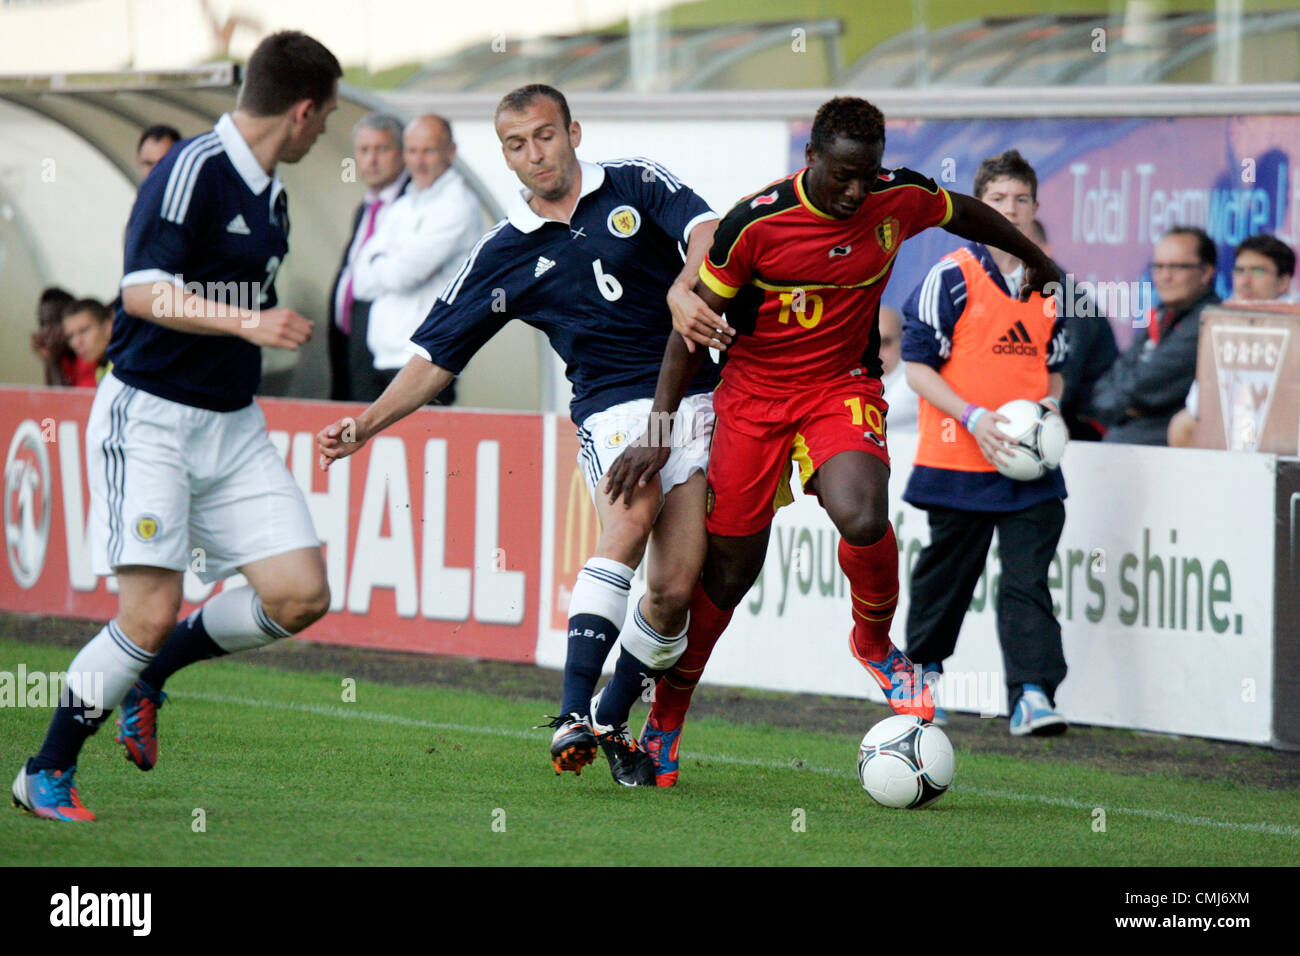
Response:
[560,465,600,579]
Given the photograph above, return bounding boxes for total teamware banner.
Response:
[0,387,1280,745]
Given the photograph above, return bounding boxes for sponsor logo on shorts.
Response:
[607,205,641,237]
[864,431,886,448]
[133,514,162,542]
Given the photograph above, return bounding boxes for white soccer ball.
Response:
[857,715,954,809]
[991,399,1068,481]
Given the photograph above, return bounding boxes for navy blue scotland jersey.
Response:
[410,158,721,424]
[111,114,289,411]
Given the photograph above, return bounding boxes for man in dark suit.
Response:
[1093,226,1220,445]
[330,113,408,400]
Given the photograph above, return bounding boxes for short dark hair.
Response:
[37,287,74,328]
[1235,233,1295,278]
[1164,226,1217,270]
[973,149,1038,202]
[61,298,111,324]
[238,31,342,117]
[495,84,572,130]
[136,124,181,153]
[810,97,885,154]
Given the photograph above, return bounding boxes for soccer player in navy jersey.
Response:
[318,84,722,786]
[608,97,1060,786]
[12,32,341,822]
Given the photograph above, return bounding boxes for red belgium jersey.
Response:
[700,167,951,397]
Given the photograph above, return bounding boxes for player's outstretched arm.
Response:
[121,282,312,349]
[669,220,735,353]
[317,356,454,470]
[942,193,1058,302]
[604,332,708,505]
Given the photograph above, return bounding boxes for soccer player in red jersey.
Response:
[606,97,1060,786]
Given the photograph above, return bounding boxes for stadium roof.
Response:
[841,8,1300,88]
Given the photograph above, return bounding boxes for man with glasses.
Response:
[1167,233,1295,446]
[1093,226,1219,445]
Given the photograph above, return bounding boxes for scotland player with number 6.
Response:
[13,32,341,822]
[317,84,722,787]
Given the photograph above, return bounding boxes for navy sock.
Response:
[139,612,226,691]
[560,613,620,718]
[29,693,111,772]
[595,648,663,730]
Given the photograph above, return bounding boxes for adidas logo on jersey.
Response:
[225,214,251,235]
[994,321,1038,355]
[535,256,556,278]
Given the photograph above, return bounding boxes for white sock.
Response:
[201,586,292,654]
[65,621,155,712]
[567,557,634,626]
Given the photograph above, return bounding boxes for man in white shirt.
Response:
[878,305,918,431]
[329,113,409,400]
[351,114,482,402]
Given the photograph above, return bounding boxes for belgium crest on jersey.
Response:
[875,216,901,253]
[607,205,641,237]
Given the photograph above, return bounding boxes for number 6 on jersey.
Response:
[592,258,623,302]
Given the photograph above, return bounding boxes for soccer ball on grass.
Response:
[857,715,954,809]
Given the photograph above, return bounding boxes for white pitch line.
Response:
[176,690,1300,839]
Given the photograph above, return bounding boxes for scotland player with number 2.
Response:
[317,84,721,787]
[13,32,341,822]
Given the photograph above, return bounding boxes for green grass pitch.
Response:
[1,637,1296,866]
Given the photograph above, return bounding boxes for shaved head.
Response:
[404,114,455,190]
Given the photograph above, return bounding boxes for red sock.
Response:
[839,526,899,663]
[649,582,733,730]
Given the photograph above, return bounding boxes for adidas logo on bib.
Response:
[994,320,1038,356]
[226,214,251,235]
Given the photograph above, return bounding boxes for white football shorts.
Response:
[576,392,715,502]
[87,372,320,584]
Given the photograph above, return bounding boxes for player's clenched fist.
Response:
[240,307,313,350]
[317,417,366,470]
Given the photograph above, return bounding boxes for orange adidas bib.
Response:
[915,247,1055,473]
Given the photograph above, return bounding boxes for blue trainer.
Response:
[639,714,682,787]
[12,762,95,822]
[117,679,167,771]
[1009,684,1067,737]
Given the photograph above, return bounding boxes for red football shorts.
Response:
[704,368,890,537]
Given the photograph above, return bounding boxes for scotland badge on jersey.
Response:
[607,205,641,237]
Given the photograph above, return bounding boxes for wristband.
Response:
[960,403,979,428]
[1040,397,1061,415]
[965,407,988,432]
